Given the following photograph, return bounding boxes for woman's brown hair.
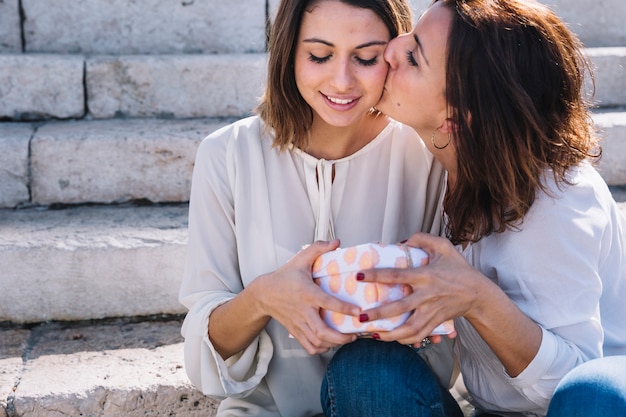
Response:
[438,0,601,245]
[256,0,413,150]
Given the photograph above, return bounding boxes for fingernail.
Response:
[372,333,380,339]
[359,313,369,322]
[356,272,365,281]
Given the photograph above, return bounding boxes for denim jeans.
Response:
[545,355,626,417]
[320,338,464,417]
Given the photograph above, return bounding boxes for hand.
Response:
[252,239,360,354]
[357,233,482,347]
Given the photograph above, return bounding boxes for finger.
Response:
[304,308,357,349]
[356,266,415,285]
[359,293,418,322]
[318,292,361,317]
[301,239,341,262]
[404,232,448,255]
[289,320,335,355]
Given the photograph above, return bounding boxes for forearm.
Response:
[208,277,271,360]
[465,276,542,377]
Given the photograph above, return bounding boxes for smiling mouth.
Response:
[325,95,355,105]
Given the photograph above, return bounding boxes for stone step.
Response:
[0,204,188,324]
[1,47,624,121]
[0,316,473,417]
[1,189,625,325]
[408,0,626,48]
[2,0,267,55]
[1,111,625,209]
[0,53,267,121]
[1,0,623,55]
[0,316,219,417]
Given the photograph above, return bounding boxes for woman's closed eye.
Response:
[309,53,331,64]
[406,50,418,67]
[308,53,380,67]
[355,56,379,66]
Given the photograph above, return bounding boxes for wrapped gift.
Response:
[312,242,455,336]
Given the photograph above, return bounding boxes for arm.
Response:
[209,239,360,359]
[358,233,542,376]
[180,125,359,398]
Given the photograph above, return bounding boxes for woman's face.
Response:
[377,1,451,142]
[294,0,391,129]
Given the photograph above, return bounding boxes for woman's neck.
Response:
[303,113,389,160]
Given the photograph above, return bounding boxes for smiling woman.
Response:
[178,0,451,416]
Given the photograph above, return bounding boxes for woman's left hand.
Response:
[357,232,483,346]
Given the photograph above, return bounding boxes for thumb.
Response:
[405,232,445,255]
[302,239,341,264]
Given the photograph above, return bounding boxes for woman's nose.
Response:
[330,59,355,90]
[384,35,404,69]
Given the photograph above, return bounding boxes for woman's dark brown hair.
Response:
[256,0,413,150]
[438,0,601,245]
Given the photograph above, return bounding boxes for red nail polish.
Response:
[372,333,380,339]
[356,272,365,281]
[359,313,369,322]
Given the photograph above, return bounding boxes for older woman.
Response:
[324,0,626,416]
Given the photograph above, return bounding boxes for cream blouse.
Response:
[455,162,626,417]
[179,116,449,416]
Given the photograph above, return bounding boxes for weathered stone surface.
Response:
[0,0,21,53]
[86,54,267,119]
[594,112,626,186]
[22,0,265,54]
[2,319,219,417]
[0,55,84,121]
[586,48,626,108]
[542,0,626,47]
[0,204,189,323]
[30,118,227,205]
[270,0,624,47]
[0,124,32,208]
[0,329,29,417]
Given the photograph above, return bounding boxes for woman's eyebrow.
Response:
[414,34,430,66]
[302,38,388,49]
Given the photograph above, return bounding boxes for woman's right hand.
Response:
[210,240,359,359]
[251,240,361,354]
[249,239,360,355]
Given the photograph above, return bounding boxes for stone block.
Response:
[0,204,188,323]
[542,0,626,47]
[0,0,21,52]
[86,54,267,119]
[30,118,227,205]
[0,54,85,121]
[0,124,32,208]
[586,47,626,108]
[22,0,265,54]
[594,112,626,186]
[5,320,219,416]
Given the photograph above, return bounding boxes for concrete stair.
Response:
[1,0,625,415]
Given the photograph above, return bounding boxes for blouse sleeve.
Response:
[178,125,274,398]
[493,175,606,407]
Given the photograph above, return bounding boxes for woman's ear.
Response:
[439,118,458,134]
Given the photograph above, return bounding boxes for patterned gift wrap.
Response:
[312,242,455,336]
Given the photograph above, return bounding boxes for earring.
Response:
[431,130,451,150]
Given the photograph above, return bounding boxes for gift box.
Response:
[312,242,455,336]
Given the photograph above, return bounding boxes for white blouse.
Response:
[179,116,448,416]
[455,162,626,416]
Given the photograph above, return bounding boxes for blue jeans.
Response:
[320,338,463,417]
[546,355,626,417]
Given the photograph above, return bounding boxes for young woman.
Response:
[328,0,626,415]
[178,1,450,415]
